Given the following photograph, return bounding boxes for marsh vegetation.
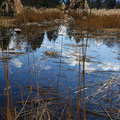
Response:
[0,0,120,120]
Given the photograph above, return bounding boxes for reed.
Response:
[0,18,12,119]
[69,9,120,29]
[15,7,64,24]
[68,88,71,120]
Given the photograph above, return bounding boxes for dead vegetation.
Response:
[15,7,64,24]
[85,74,120,120]
[69,9,120,29]
[0,7,64,27]
[45,51,59,58]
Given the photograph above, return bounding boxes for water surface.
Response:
[0,24,120,119]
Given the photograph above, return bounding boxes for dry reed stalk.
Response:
[1,20,12,119]
[77,8,90,120]
[102,107,112,120]
[76,9,84,120]
[0,107,6,119]
[56,25,63,92]
[52,25,63,120]
[77,47,82,120]
[21,8,34,119]
[27,44,33,119]
[68,87,71,120]
[66,107,69,120]
[31,45,42,118]
[15,92,31,120]
[83,7,90,120]
[19,80,26,120]
[15,7,64,24]
[14,108,17,118]
[32,49,42,117]
[81,38,85,120]
[82,18,89,120]
[10,91,14,118]
[59,105,67,120]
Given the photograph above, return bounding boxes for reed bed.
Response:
[15,7,64,24]
[69,9,120,29]
[91,9,120,16]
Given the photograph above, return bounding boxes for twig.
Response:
[102,107,112,120]
[15,92,31,120]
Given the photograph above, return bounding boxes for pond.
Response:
[0,23,120,119]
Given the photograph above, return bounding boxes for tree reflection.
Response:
[30,33,44,51]
[66,24,74,40]
[47,29,58,42]
[66,23,83,43]
[66,23,120,47]
[0,27,10,50]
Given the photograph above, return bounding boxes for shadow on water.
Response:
[0,20,120,119]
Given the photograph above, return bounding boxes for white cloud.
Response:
[11,58,23,68]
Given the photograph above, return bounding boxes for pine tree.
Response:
[96,0,101,9]
[106,0,116,9]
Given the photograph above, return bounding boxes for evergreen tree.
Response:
[21,0,59,8]
[96,0,101,9]
[106,0,116,9]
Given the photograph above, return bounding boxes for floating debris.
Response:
[44,51,59,58]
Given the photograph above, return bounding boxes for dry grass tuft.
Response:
[15,7,64,24]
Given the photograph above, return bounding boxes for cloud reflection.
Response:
[11,58,23,68]
[40,25,120,72]
[98,62,120,71]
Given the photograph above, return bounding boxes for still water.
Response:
[0,24,120,119]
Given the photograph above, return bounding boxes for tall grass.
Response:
[15,7,64,24]
[69,9,120,29]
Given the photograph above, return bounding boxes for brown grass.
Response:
[69,9,120,29]
[0,7,64,27]
[15,7,64,24]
